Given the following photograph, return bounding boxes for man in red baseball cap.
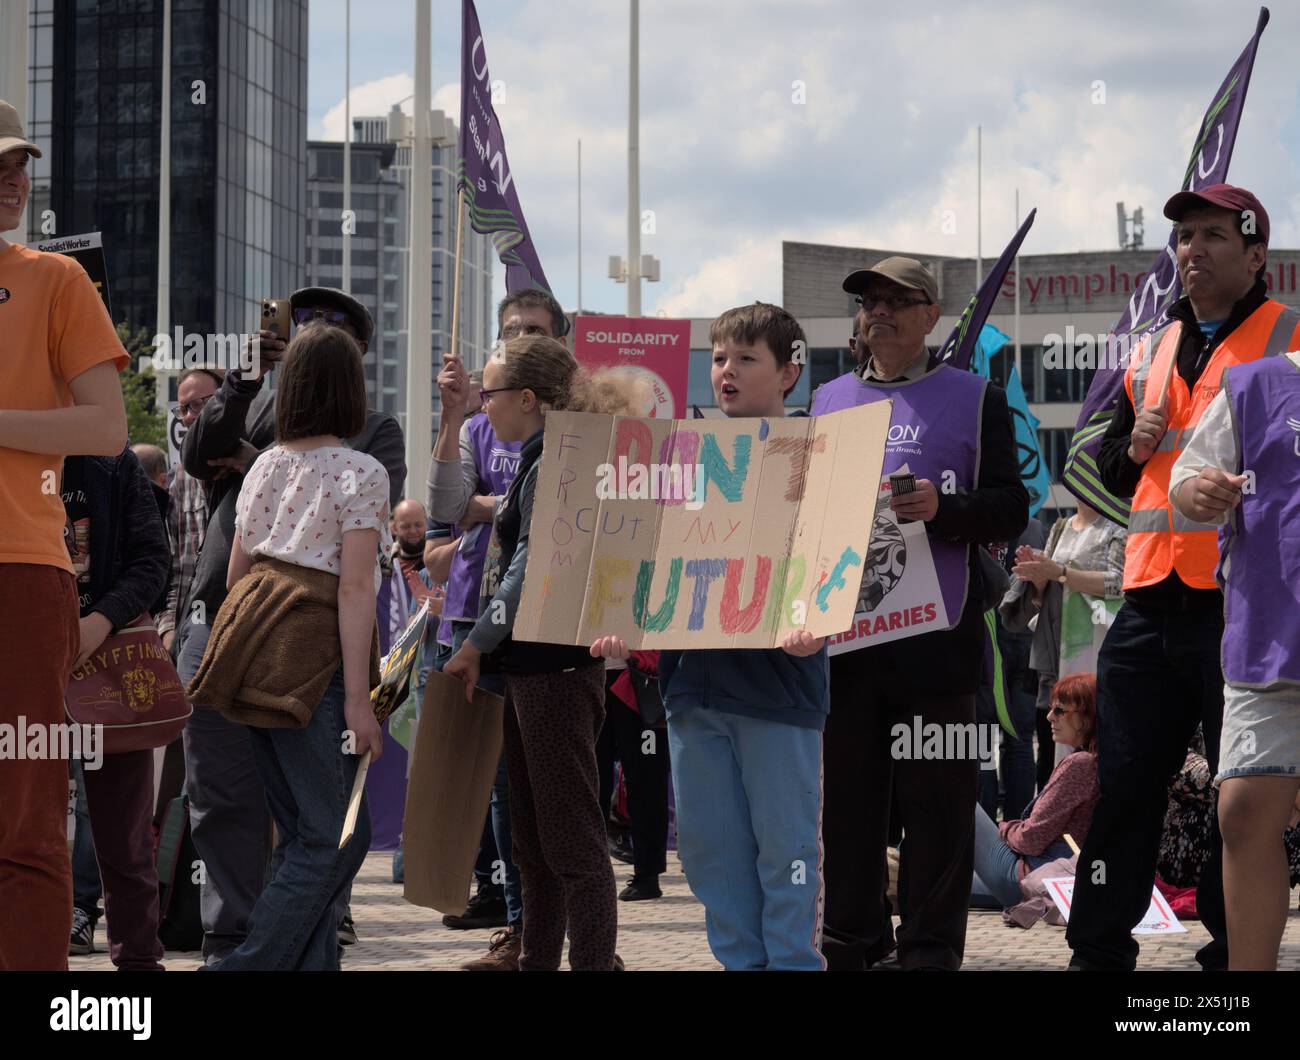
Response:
[1067,182,1300,972]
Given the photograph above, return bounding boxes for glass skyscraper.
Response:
[26,0,307,343]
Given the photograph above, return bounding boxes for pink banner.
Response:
[573,315,692,419]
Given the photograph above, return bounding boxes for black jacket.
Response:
[835,380,1030,695]
[490,429,593,675]
[180,368,407,626]
[1095,278,1269,609]
[62,448,171,629]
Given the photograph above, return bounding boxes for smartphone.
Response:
[890,472,918,523]
[889,472,917,496]
[260,298,292,343]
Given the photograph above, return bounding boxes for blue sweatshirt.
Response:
[657,406,829,730]
[657,644,829,731]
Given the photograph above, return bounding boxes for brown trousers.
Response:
[504,663,618,970]
[0,564,79,970]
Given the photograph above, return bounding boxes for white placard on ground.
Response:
[1043,876,1187,935]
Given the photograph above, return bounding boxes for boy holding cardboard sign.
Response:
[592,303,829,971]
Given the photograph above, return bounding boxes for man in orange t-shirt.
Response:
[0,100,129,971]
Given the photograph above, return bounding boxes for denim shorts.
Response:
[1216,683,1300,782]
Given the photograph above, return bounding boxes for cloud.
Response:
[315,73,415,140]
[656,238,784,317]
[310,1,1300,320]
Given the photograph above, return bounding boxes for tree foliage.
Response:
[118,323,167,450]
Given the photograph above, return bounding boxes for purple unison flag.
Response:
[459,0,552,294]
[1061,7,1271,524]
[937,209,1037,372]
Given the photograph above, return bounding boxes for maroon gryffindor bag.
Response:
[65,615,192,754]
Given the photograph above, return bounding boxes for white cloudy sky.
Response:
[307,0,1300,318]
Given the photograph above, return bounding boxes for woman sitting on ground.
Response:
[970,673,1099,909]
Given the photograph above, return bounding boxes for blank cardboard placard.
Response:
[401,669,505,914]
[513,401,892,649]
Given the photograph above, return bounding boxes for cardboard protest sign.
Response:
[371,602,430,724]
[513,401,891,649]
[827,464,951,654]
[401,669,505,914]
[1043,877,1187,936]
[573,315,691,419]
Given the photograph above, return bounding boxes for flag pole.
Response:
[1013,187,1020,378]
[342,0,351,294]
[577,138,583,315]
[405,0,434,498]
[450,186,466,365]
[156,0,171,413]
[627,0,641,316]
[975,124,983,286]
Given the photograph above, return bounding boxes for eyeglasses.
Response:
[169,395,213,419]
[856,293,932,312]
[1047,704,1076,719]
[479,387,519,404]
[500,323,550,340]
[292,306,351,328]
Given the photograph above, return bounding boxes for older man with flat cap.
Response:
[1066,184,1300,971]
[177,285,406,964]
[812,256,1028,970]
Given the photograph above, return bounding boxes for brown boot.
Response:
[459,926,521,971]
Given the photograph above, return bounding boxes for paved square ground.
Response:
[68,852,1300,971]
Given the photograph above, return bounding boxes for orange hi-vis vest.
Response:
[1122,298,1300,592]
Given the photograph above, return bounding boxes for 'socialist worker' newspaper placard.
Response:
[513,402,892,650]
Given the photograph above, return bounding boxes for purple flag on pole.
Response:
[1061,7,1271,524]
[937,209,1038,372]
[459,0,552,295]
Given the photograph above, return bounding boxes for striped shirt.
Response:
[157,464,209,638]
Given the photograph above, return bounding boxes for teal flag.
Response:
[969,324,1051,516]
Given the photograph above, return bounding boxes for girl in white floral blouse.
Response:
[209,323,389,971]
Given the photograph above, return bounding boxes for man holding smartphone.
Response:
[177,286,406,964]
[811,257,1029,971]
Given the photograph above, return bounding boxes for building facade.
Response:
[305,109,494,433]
[26,0,308,351]
[675,240,1300,516]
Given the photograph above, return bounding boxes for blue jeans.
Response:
[211,666,370,971]
[178,619,272,962]
[70,759,102,915]
[970,804,1024,909]
[437,624,521,925]
[667,706,825,971]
